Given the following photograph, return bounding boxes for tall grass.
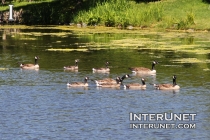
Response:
[162,0,209,30]
[1,0,209,30]
[73,0,210,30]
[176,10,195,30]
[73,0,163,28]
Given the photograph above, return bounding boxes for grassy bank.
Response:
[0,0,210,30]
[0,0,54,11]
[73,0,210,30]
[161,0,210,30]
[73,0,163,28]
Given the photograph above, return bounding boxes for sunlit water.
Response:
[0,28,209,139]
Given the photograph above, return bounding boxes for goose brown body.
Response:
[67,77,89,87]
[95,77,121,87]
[20,56,39,69]
[96,82,121,88]
[92,62,110,72]
[154,75,180,90]
[129,61,158,74]
[95,78,118,84]
[155,84,179,90]
[64,59,79,70]
[124,78,146,89]
[94,74,130,84]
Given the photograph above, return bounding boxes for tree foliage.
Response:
[1,0,209,26]
[20,0,110,25]
[202,0,210,3]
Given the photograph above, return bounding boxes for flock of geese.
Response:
[19,56,180,90]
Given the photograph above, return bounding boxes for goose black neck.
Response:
[173,78,177,86]
[121,75,126,81]
[105,64,109,68]
[35,58,38,65]
[152,63,155,70]
[142,80,146,85]
[75,61,78,66]
[116,79,120,84]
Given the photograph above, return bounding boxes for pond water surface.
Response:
[0,28,209,139]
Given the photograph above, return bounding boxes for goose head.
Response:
[34,56,39,65]
[151,61,158,70]
[105,61,110,68]
[20,63,24,67]
[121,74,130,80]
[119,74,130,83]
[141,78,146,85]
[153,61,158,64]
[173,75,177,86]
[75,59,79,66]
[84,77,89,83]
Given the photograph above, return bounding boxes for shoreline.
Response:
[0,25,209,33]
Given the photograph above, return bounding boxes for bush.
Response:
[177,11,195,30]
[73,0,163,28]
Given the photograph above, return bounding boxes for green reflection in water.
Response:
[0,29,209,81]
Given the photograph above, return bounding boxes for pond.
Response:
[0,27,209,139]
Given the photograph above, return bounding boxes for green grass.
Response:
[0,0,54,11]
[73,0,163,28]
[0,0,210,30]
[73,0,210,30]
[161,0,210,30]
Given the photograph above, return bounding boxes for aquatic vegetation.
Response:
[40,28,210,62]
[172,58,210,63]
[46,48,89,52]
[0,68,9,70]
[19,38,37,40]
[203,68,210,71]
[1,26,209,66]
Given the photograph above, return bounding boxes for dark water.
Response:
[0,28,209,139]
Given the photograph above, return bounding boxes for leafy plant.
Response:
[177,11,195,30]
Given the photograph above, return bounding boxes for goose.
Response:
[92,62,110,73]
[64,59,79,70]
[20,56,39,69]
[118,74,131,84]
[95,78,121,87]
[94,74,130,84]
[94,77,120,84]
[124,78,146,89]
[67,77,89,87]
[129,61,158,74]
[154,75,180,90]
